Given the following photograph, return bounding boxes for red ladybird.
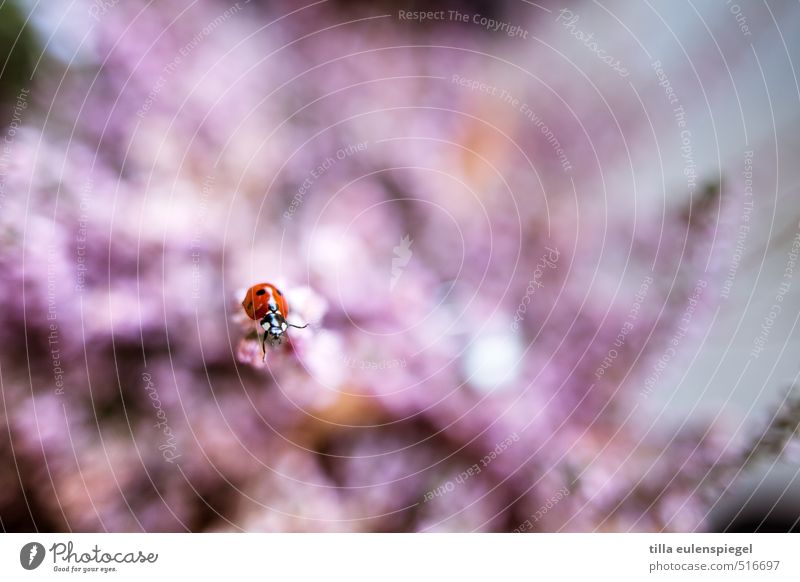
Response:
[241,283,306,357]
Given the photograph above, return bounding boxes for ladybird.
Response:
[241,283,306,357]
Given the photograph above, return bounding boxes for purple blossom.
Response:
[1,0,799,532]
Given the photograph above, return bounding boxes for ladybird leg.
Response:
[260,331,267,361]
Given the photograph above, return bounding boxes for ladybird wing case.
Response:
[241,283,289,320]
[269,284,289,317]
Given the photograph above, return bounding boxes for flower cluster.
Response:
[0,0,797,533]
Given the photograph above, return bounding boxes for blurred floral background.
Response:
[1,0,799,532]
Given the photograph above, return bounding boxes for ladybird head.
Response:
[260,312,289,347]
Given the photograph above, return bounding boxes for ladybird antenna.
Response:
[287,322,309,329]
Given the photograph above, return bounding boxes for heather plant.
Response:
[0,0,798,533]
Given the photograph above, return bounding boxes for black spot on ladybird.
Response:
[256,289,266,296]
